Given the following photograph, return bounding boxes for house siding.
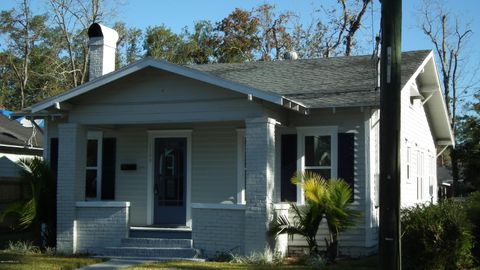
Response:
[68,69,265,125]
[286,108,371,255]
[400,82,437,207]
[106,127,148,225]
[192,126,238,203]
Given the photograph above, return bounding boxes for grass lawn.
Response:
[0,251,103,270]
[126,256,378,270]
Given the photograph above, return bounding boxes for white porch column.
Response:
[57,123,86,253]
[244,117,276,254]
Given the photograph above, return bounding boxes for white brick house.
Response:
[16,23,453,259]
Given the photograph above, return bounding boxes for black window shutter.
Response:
[338,133,355,192]
[281,134,297,202]
[49,138,59,178]
[101,138,116,200]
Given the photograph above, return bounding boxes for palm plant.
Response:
[269,172,327,254]
[323,180,359,261]
[0,157,56,249]
[268,171,358,262]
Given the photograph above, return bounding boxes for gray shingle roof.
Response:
[0,115,42,148]
[190,50,431,108]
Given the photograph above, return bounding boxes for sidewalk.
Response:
[77,259,146,270]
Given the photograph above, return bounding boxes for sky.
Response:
[1,0,479,103]
[1,0,479,52]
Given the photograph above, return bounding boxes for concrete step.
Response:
[93,256,205,262]
[99,247,201,259]
[120,238,193,248]
[129,227,192,239]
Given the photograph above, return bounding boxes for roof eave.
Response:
[403,51,454,147]
[30,58,306,114]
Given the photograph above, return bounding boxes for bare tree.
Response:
[298,0,372,58]
[0,0,46,109]
[419,0,473,195]
[254,4,295,60]
[48,0,116,87]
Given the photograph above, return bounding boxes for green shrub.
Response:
[6,240,40,254]
[229,248,283,265]
[401,201,474,270]
[465,191,480,263]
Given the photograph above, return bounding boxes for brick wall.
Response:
[192,207,245,258]
[244,117,276,254]
[75,202,129,254]
[57,123,86,253]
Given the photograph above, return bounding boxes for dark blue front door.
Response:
[153,138,186,225]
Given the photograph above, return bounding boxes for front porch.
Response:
[71,199,288,259]
[55,119,287,258]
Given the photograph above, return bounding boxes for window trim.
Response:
[236,129,246,205]
[86,131,103,200]
[296,126,338,204]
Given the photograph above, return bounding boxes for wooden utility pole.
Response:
[379,0,402,269]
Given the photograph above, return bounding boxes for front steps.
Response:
[96,227,202,261]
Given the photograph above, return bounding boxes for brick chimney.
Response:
[87,23,119,81]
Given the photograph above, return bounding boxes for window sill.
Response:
[76,201,130,208]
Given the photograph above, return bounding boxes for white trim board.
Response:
[146,130,193,227]
[296,126,338,204]
[191,203,246,210]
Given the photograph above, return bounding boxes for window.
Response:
[406,146,411,181]
[429,155,435,198]
[297,127,338,204]
[85,132,103,200]
[304,135,332,179]
[236,129,246,204]
[417,150,424,200]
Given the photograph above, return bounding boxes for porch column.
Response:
[57,123,86,253]
[244,117,276,254]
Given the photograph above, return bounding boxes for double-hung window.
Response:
[297,127,338,204]
[85,131,103,200]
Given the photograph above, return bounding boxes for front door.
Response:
[153,138,186,225]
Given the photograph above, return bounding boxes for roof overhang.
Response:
[27,58,308,115]
[402,51,455,147]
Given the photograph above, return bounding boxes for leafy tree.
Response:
[144,25,184,63]
[114,21,143,67]
[456,95,480,191]
[180,20,216,64]
[213,8,260,63]
[0,158,56,249]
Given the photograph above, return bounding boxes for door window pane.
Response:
[305,136,331,166]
